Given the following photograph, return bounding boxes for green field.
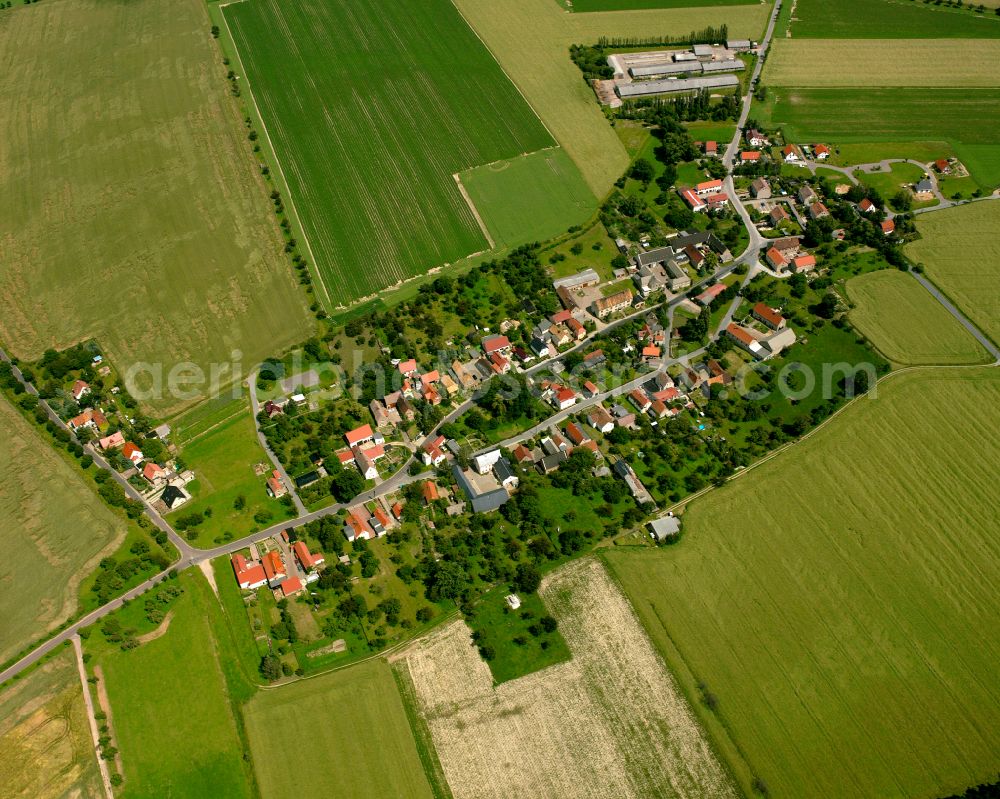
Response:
[243,659,434,799]
[758,88,1000,190]
[567,0,756,9]
[452,0,769,198]
[907,202,1000,347]
[605,369,1000,799]
[174,400,295,548]
[94,572,254,799]
[0,396,124,664]
[787,0,1000,37]
[0,0,312,417]
[0,650,102,799]
[461,148,596,248]
[224,0,553,304]
[846,270,991,365]
[853,162,927,207]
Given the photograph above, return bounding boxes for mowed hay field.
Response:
[460,148,596,249]
[0,650,102,799]
[605,369,1000,799]
[95,572,254,799]
[846,270,991,365]
[452,0,769,198]
[0,0,311,417]
[908,202,1000,347]
[765,40,1000,87]
[399,558,738,799]
[568,0,757,10]
[224,0,553,305]
[0,397,124,665]
[786,0,1000,37]
[243,659,434,799]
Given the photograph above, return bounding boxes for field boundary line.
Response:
[452,173,495,249]
[447,0,559,146]
[217,1,333,310]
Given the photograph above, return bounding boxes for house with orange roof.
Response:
[726,323,766,359]
[68,409,95,431]
[553,386,577,410]
[629,389,651,413]
[98,431,125,450]
[704,140,718,156]
[813,144,830,159]
[293,540,325,571]
[482,335,511,355]
[641,345,661,363]
[752,303,786,331]
[422,480,439,504]
[262,550,287,587]
[740,150,761,164]
[583,380,599,398]
[122,442,144,465]
[766,247,788,270]
[680,188,706,212]
[143,462,166,485]
[231,554,267,590]
[422,434,447,466]
[881,219,895,235]
[344,424,374,448]
[695,178,723,196]
[398,358,418,376]
[391,501,404,520]
[859,198,877,214]
[793,254,817,272]
[782,144,804,163]
[565,422,589,447]
[512,443,534,464]
[280,577,304,597]
[266,469,287,498]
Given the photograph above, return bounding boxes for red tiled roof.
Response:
[642,345,661,358]
[753,302,785,327]
[740,151,761,161]
[262,551,285,580]
[398,359,417,374]
[345,424,374,446]
[391,501,404,519]
[696,178,723,193]
[422,481,439,503]
[143,462,164,481]
[653,387,681,402]
[421,370,439,386]
[280,577,303,597]
[482,335,510,354]
[565,422,588,445]
[555,387,576,404]
[814,144,830,156]
[793,254,816,269]
[512,444,533,462]
[882,219,895,233]
[727,323,756,346]
[766,247,787,267]
[681,188,703,209]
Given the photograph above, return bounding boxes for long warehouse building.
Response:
[630,59,745,79]
[616,74,740,99]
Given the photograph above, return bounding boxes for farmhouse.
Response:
[482,335,511,356]
[769,205,789,225]
[793,254,817,272]
[262,551,287,588]
[615,74,740,100]
[452,464,510,513]
[696,283,727,306]
[726,323,766,359]
[762,327,797,358]
[695,179,723,196]
[552,268,600,291]
[753,303,786,330]
[71,380,90,402]
[266,469,287,498]
[231,554,267,591]
[344,424,374,448]
[591,289,633,319]
[766,247,788,271]
[783,144,804,163]
[680,188,705,212]
[293,541,324,572]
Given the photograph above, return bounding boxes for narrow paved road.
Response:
[909,270,1000,363]
[248,370,307,515]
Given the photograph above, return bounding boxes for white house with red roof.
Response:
[752,303,786,331]
[793,254,817,272]
[766,247,788,271]
[122,442,144,465]
[293,541,325,572]
[98,431,125,450]
[859,198,877,214]
[629,388,651,413]
[266,469,287,498]
[231,554,268,590]
[680,188,706,212]
[143,462,166,485]
[783,144,804,163]
[397,358,419,377]
[344,424,374,449]
[482,335,511,356]
[71,380,91,402]
[695,178,723,196]
[739,151,761,164]
[553,386,577,411]
[881,219,895,235]
[726,323,766,359]
[813,144,830,160]
[422,434,447,466]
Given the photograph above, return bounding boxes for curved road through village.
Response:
[3,0,997,685]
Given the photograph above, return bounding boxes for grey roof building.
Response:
[452,464,509,513]
[629,61,702,78]
[616,74,739,99]
[649,516,681,542]
[701,59,745,73]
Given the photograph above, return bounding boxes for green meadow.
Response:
[606,369,1000,799]
[787,0,1000,37]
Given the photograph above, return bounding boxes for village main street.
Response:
[5,0,995,687]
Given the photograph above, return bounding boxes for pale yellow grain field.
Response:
[399,558,737,799]
[451,0,769,198]
[766,39,1000,86]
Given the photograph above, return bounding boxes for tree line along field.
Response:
[605,369,1000,799]
[786,0,1000,37]
[846,270,991,366]
[0,395,125,665]
[0,650,103,799]
[223,0,554,305]
[242,659,434,799]
[399,557,738,799]
[764,39,1000,87]
[451,0,768,198]
[0,0,312,418]
[907,202,1000,346]
[756,88,1000,190]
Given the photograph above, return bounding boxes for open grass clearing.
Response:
[0,649,102,799]
[846,270,991,365]
[91,571,254,799]
[461,148,596,249]
[787,0,1000,37]
[757,87,1000,190]
[907,202,1000,347]
[0,0,312,417]
[0,396,124,664]
[853,162,927,205]
[243,658,433,799]
[400,557,737,799]
[765,39,1000,86]
[224,0,553,304]
[177,404,296,548]
[451,0,768,198]
[606,369,1000,799]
